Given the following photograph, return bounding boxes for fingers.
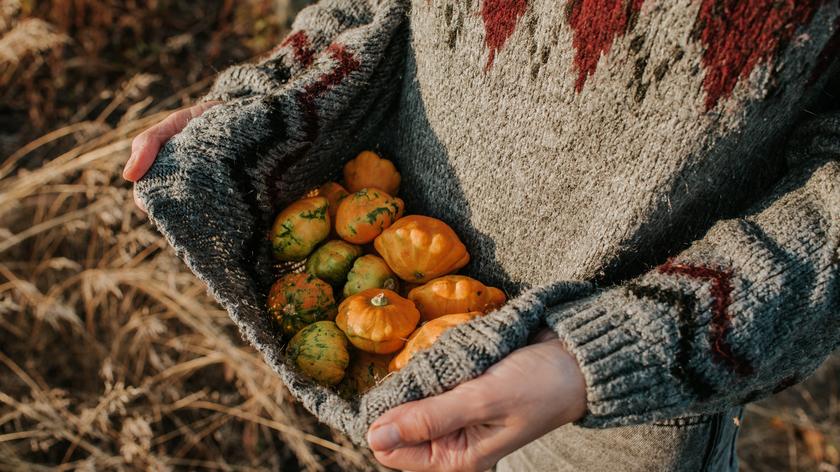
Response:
[367,384,487,452]
[122,101,220,182]
[369,340,588,471]
[372,431,462,472]
[373,425,507,472]
[123,110,185,181]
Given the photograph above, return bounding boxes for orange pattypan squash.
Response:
[373,215,469,283]
[267,273,337,337]
[316,181,349,220]
[407,275,506,322]
[287,321,350,386]
[389,312,483,372]
[336,188,404,244]
[343,151,401,196]
[270,196,330,261]
[336,288,420,354]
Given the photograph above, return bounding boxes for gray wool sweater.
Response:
[137,0,840,447]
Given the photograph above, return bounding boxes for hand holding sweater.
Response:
[123,101,220,211]
[368,333,586,472]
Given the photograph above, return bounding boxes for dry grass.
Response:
[0,0,380,470]
[740,358,840,472]
[0,0,838,470]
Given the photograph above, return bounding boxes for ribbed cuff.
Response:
[544,288,689,427]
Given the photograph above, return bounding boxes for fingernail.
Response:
[367,424,401,451]
[123,153,136,180]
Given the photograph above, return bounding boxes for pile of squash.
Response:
[267,151,507,396]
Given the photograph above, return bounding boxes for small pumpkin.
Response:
[389,312,483,372]
[267,273,337,337]
[373,215,470,283]
[316,181,349,220]
[306,240,363,287]
[408,275,507,322]
[336,188,404,244]
[346,350,392,394]
[270,196,330,261]
[343,151,401,196]
[343,255,399,298]
[287,321,350,385]
[336,289,420,354]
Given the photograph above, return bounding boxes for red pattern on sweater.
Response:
[694,0,828,110]
[481,0,529,71]
[658,260,754,377]
[297,43,360,142]
[281,30,316,67]
[568,0,644,92]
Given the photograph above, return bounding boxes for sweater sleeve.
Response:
[202,0,405,101]
[546,113,840,427]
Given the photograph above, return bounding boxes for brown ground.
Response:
[0,1,837,470]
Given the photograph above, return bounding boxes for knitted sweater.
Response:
[137,0,840,445]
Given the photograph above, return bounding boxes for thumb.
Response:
[123,101,220,182]
[367,386,484,451]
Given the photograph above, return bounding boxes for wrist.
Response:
[542,338,588,423]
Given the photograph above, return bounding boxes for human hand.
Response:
[122,101,220,211]
[367,333,587,472]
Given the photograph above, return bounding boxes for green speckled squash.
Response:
[270,196,330,261]
[335,188,404,244]
[287,321,350,386]
[305,240,363,287]
[343,254,399,298]
[268,273,336,337]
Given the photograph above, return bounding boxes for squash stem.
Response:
[370,292,389,307]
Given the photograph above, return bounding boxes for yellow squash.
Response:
[408,275,506,322]
[389,312,483,372]
[343,151,401,196]
[373,215,469,283]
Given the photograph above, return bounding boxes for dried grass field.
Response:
[0,1,838,470]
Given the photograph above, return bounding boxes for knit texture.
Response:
[137,0,840,447]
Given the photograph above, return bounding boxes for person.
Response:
[124,1,840,470]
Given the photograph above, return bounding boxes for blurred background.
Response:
[0,1,837,470]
